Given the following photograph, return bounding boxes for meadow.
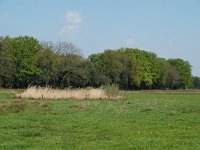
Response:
[0,89,200,150]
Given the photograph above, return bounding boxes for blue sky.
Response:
[0,0,200,76]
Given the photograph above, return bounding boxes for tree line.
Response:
[0,36,197,90]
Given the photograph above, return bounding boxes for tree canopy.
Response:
[0,36,194,89]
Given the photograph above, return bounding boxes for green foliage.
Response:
[168,59,192,89]
[84,60,110,87]
[0,35,194,90]
[1,36,42,88]
[152,58,168,89]
[0,37,16,88]
[88,48,193,90]
[36,48,57,86]
[166,63,180,89]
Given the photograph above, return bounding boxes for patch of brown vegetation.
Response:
[16,86,122,100]
[0,100,27,113]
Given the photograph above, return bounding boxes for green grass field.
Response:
[0,90,200,150]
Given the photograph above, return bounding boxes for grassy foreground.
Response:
[0,90,200,150]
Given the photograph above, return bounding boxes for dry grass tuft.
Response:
[16,86,122,100]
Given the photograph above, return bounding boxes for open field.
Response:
[0,90,200,149]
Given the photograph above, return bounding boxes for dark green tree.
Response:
[53,42,86,88]
[192,76,200,89]
[37,45,57,86]
[87,53,111,87]
[0,37,16,88]
[166,63,180,89]
[168,59,192,89]
[4,36,42,88]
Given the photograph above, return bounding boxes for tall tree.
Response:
[5,36,42,88]
[0,37,16,88]
[166,63,180,89]
[53,41,86,88]
[168,59,192,89]
[37,45,57,86]
[133,49,155,89]
[87,53,111,87]
[55,42,82,56]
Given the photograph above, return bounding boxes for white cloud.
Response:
[59,25,79,35]
[124,38,136,46]
[65,10,83,24]
[59,10,83,36]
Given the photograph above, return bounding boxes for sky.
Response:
[0,0,200,76]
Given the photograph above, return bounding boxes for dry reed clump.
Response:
[16,86,122,100]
